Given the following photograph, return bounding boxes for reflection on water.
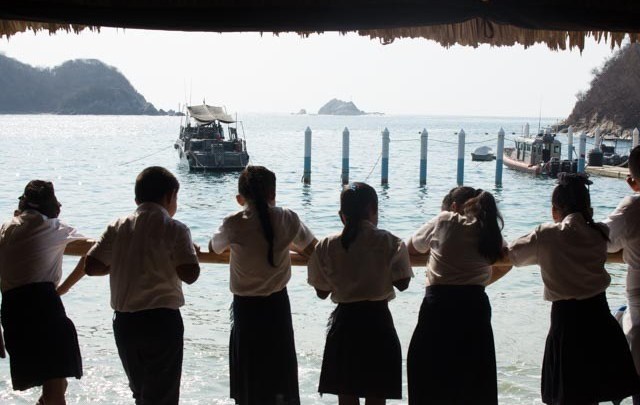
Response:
[0,114,634,404]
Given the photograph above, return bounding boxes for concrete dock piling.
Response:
[578,132,587,173]
[381,128,390,185]
[457,129,465,186]
[496,128,504,186]
[342,127,350,185]
[420,129,428,186]
[303,126,312,184]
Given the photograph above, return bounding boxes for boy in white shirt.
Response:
[85,166,200,405]
[605,145,640,404]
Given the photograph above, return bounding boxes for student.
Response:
[509,172,639,405]
[85,166,200,405]
[406,187,507,405]
[307,182,413,405]
[209,165,316,405]
[0,180,85,405]
[605,145,640,405]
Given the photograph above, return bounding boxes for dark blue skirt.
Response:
[319,300,402,399]
[230,288,299,405]
[408,285,497,405]
[542,292,640,404]
[1,282,82,390]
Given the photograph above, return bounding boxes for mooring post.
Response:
[457,129,465,186]
[524,123,530,137]
[594,127,602,149]
[634,128,639,149]
[567,126,574,160]
[342,127,350,185]
[303,126,312,184]
[381,128,390,185]
[419,129,428,186]
[578,132,587,173]
[495,128,505,186]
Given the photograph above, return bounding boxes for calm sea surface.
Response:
[0,114,633,404]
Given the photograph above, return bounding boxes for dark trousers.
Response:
[113,308,184,405]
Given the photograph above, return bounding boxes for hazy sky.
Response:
[0,28,620,117]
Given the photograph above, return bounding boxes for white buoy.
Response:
[381,128,390,185]
[420,129,428,186]
[495,128,505,186]
[341,127,350,185]
[457,129,465,186]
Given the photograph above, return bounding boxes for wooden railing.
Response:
[64,240,625,266]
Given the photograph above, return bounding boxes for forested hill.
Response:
[565,43,640,136]
[0,55,162,115]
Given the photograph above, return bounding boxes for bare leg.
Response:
[338,395,360,405]
[365,398,385,405]
[41,378,67,405]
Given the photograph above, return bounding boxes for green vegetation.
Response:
[0,54,161,115]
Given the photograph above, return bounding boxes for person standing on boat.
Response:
[84,166,201,405]
[509,173,640,405]
[209,165,316,405]
[307,182,413,405]
[406,187,508,405]
[0,180,86,405]
[604,145,640,405]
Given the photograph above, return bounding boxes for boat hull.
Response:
[502,152,542,174]
[471,153,495,162]
[175,141,249,171]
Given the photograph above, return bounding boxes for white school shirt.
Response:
[409,211,494,286]
[211,206,315,296]
[0,210,85,293]
[87,202,198,312]
[307,220,413,303]
[604,194,640,294]
[508,213,611,302]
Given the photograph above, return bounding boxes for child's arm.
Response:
[392,241,414,292]
[57,256,86,296]
[488,265,512,285]
[290,238,318,259]
[84,255,110,276]
[0,325,5,359]
[177,263,200,285]
[315,288,330,299]
[393,278,411,291]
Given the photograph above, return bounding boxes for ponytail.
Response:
[553,172,608,241]
[238,166,277,267]
[340,183,378,250]
[463,189,504,264]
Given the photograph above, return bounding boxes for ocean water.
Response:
[0,114,633,404]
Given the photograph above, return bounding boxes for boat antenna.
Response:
[537,96,542,134]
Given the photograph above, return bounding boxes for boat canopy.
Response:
[187,104,235,124]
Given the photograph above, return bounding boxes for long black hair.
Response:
[18,180,61,219]
[340,182,378,250]
[441,186,477,212]
[552,172,608,241]
[238,166,277,266]
[463,189,504,264]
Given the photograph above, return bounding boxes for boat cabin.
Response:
[512,134,562,166]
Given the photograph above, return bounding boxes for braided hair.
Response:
[238,166,277,266]
[340,182,378,250]
[552,172,608,241]
[463,189,504,264]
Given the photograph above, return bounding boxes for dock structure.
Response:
[586,165,629,179]
[64,240,624,267]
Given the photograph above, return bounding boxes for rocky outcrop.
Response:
[318,98,366,115]
[565,43,640,138]
[0,55,163,115]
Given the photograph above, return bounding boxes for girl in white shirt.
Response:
[0,180,85,405]
[509,173,639,405]
[406,187,506,405]
[308,182,413,405]
[210,166,316,405]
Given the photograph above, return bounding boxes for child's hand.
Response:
[193,243,201,254]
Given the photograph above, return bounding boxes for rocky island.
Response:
[564,43,640,138]
[0,55,171,115]
[318,98,366,115]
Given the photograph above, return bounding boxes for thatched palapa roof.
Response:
[1,1,640,50]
